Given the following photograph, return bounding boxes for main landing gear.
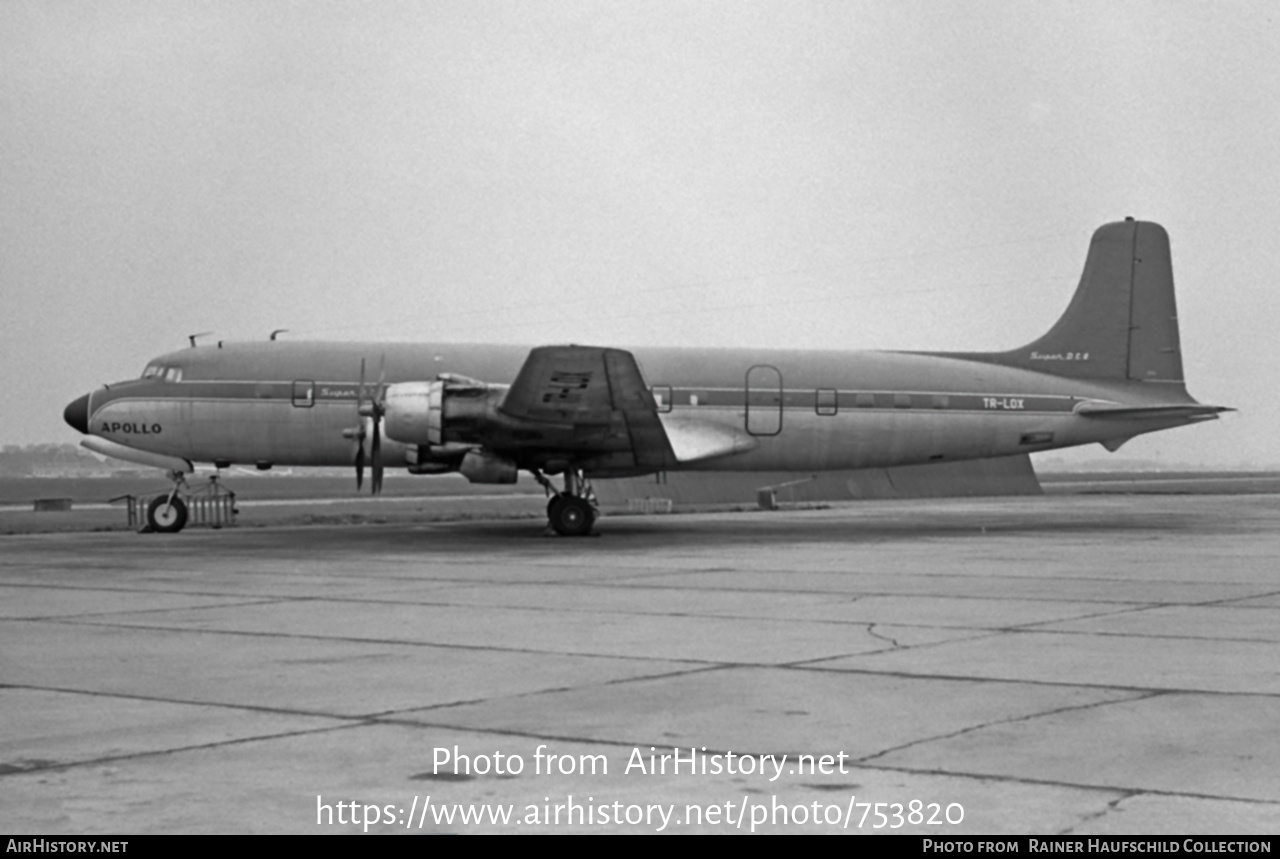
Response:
[532,469,598,537]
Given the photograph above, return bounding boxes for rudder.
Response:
[1125,221,1183,382]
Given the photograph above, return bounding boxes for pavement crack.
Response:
[363,665,732,719]
[0,716,371,779]
[1059,791,1139,835]
[858,691,1165,764]
[865,624,901,648]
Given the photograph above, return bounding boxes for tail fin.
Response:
[944,219,1184,383]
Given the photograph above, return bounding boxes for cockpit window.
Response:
[142,365,183,382]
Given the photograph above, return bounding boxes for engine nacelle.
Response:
[383,381,443,444]
[383,376,508,446]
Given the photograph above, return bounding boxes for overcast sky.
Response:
[2,1,1276,466]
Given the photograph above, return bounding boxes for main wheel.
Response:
[548,495,594,537]
[146,496,189,533]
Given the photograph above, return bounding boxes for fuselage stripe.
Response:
[89,382,1076,414]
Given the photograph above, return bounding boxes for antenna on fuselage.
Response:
[187,332,213,348]
[270,329,289,341]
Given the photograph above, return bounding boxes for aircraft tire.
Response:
[147,496,189,534]
[548,496,594,537]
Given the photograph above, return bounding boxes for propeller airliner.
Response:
[64,219,1229,536]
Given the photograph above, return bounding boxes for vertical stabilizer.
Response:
[938,220,1184,383]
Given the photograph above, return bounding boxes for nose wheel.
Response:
[146,495,189,533]
[143,470,191,533]
[533,469,598,537]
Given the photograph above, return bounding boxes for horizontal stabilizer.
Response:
[1074,402,1233,421]
[658,414,758,463]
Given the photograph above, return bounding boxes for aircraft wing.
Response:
[497,346,674,472]
[501,345,657,423]
[497,346,754,472]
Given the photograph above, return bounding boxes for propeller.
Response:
[349,356,387,494]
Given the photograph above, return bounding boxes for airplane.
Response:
[63,218,1230,536]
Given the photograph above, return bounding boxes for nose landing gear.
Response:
[139,471,237,533]
[143,471,190,533]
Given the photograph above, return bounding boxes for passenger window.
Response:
[815,388,838,416]
[854,393,875,408]
[292,381,315,408]
[651,385,672,413]
[893,393,911,409]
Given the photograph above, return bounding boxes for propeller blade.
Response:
[353,357,368,491]
[358,353,386,495]
[355,441,365,491]
[371,418,383,495]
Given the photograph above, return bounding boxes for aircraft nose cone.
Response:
[64,394,90,434]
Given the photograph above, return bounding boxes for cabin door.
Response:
[745,365,783,436]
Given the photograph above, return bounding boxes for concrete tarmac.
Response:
[2,494,1279,834]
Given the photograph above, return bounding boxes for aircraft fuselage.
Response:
[67,340,1197,475]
